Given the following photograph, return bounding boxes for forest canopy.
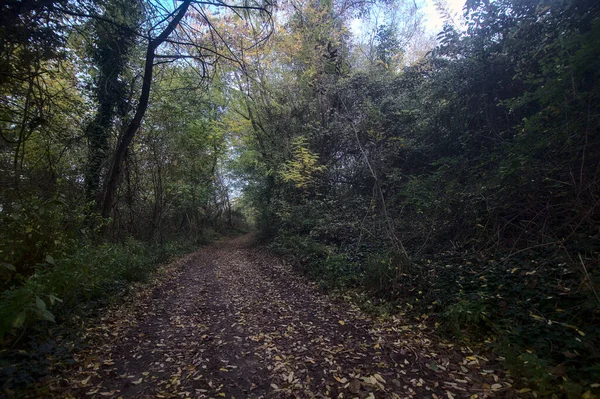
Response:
[1,0,599,396]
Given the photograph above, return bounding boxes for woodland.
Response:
[0,0,599,397]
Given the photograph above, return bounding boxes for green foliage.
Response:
[0,195,90,285]
[84,0,142,202]
[442,299,490,337]
[318,253,356,290]
[362,253,401,298]
[270,234,359,290]
[237,0,600,395]
[270,234,329,271]
[374,24,400,69]
[420,249,600,394]
[0,238,194,341]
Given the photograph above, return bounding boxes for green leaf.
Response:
[1,262,16,272]
[12,312,26,328]
[45,255,56,265]
[35,296,47,311]
[40,310,55,322]
[48,294,63,305]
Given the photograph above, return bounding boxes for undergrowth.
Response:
[0,232,216,395]
[0,238,198,343]
[270,233,600,398]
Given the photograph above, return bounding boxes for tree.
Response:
[84,0,142,205]
[100,1,192,217]
[99,0,272,217]
[374,23,400,69]
[0,0,72,196]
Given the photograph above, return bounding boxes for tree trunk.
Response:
[101,1,191,218]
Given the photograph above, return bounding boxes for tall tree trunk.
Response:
[85,0,141,209]
[85,104,111,204]
[101,0,191,218]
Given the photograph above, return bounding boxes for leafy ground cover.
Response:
[11,234,530,398]
[0,233,211,396]
[269,234,600,398]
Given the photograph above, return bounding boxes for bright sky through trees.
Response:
[423,0,465,32]
[349,0,465,63]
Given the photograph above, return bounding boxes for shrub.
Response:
[0,238,192,342]
[442,298,491,337]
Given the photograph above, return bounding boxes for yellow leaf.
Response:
[338,320,345,325]
[132,378,143,385]
[518,388,532,393]
[334,375,348,384]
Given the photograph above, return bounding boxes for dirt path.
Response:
[51,235,516,398]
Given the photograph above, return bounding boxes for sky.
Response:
[349,0,466,44]
[422,0,466,33]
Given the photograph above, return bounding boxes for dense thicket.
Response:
[232,0,600,394]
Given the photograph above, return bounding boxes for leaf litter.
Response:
[40,234,521,398]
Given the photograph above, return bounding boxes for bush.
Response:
[0,238,193,342]
[0,195,88,289]
[442,298,490,337]
[270,234,361,290]
[362,252,404,298]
